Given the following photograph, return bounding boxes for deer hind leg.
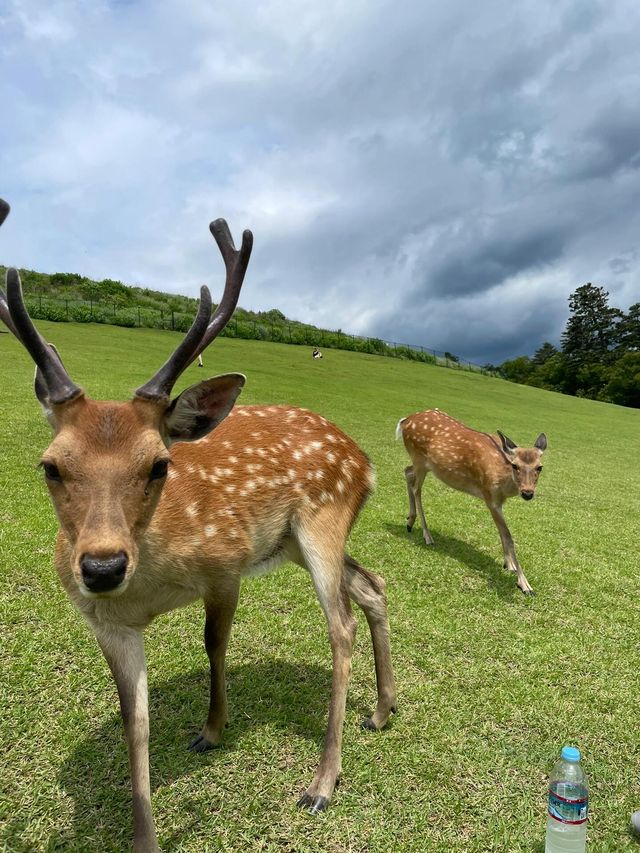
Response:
[487,503,534,595]
[294,515,357,814]
[404,465,418,531]
[344,554,397,730]
[405,464,434,545]
[189,579,241,753]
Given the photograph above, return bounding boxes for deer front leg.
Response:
[487,503,534,595]
[189,583,240,753]
[94,624,158,852]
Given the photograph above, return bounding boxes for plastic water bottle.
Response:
[545,746,588,852]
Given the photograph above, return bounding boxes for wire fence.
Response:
[14,293,496,375]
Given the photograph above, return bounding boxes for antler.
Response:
[135,219,253,401]
[0,199,82,404]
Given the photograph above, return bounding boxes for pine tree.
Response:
[561,283,623,364]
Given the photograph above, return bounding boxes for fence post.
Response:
[171,311,175,331]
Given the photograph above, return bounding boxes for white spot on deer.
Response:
[167,469,178,480]
[224,484,236,494]
[222,440,231,449]
[293,450,302,461]
[327,434,337,444]
[311,440,323,450]
[251,431,263,438]
[185,464,196,474]
[327,451,336,464]
[246,479,256,490]
[257,448,267,457]
[256,410,266,417]
[337,480,346,493]
[287,469,296,480]
[228,455,238,464]
[314,470,325,480]
[204,524,217,538]
[238,409,250,417]
[244,447,254,455]
[186,504,197,518]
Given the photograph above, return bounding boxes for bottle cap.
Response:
[561,746,581,762]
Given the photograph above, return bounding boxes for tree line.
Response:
[496,284,640,408]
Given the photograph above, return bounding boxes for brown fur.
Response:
[398,409,546,595]
[41,397,396,850]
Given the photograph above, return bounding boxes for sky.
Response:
[1,0,640,364]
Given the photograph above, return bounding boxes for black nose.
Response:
[81,552,128,592]
[521,491,534,501]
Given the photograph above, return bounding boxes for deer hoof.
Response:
[188,733,217,753]
[297,793,329,815]
[406,523,413,532]
[521,589,536,597]
[360,716,378,731]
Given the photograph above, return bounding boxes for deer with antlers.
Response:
[397,409,547,595]
[0,199,396,851]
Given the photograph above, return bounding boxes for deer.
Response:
[0,199,397,851]
[396,408,547,595]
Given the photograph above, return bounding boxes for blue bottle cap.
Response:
[561,746,581,762]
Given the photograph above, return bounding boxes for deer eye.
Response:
[149,459,169,481]
[536,465,543,473]
[42,462,62,482]
[511,464,520,472]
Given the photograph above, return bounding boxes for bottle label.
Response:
[547,789,588,825]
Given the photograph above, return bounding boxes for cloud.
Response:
[1,0,640,363]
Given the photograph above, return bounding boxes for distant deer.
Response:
[397,409,547,595]
[0,200,396,852]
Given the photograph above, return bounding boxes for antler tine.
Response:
[0,199,17,335]
[136,219,253,400]
[6,268,82,403]
[193,220,253,358]
[134,285,213,400]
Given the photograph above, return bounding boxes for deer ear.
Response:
[163,373,245,444]
[534,433,547,452]
[497,429,518,456]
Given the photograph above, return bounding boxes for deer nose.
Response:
[81,552,128,592]
[521,490,534,501]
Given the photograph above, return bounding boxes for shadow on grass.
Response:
[384,521,519,601]
[50,659,333,850]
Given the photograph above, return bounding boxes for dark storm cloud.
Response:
[2,0,640,364]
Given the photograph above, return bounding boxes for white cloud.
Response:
[1,0,640,362]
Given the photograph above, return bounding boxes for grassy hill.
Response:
[0,264,447,367]
[1,321,638,851]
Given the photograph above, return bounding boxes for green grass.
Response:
[1,321,639,852]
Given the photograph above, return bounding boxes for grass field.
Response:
[1,321,639,852]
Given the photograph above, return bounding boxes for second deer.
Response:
[397,409,547,595]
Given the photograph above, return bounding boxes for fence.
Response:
[17,294,496,375]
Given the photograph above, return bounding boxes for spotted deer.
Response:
[397,409,547,595]
[0,199,396,852]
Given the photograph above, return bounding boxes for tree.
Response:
[603,351,640,407]
[561,283,623,364]
[499,356,534,384]
[532,342,558,365]
[615,302,640,353]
